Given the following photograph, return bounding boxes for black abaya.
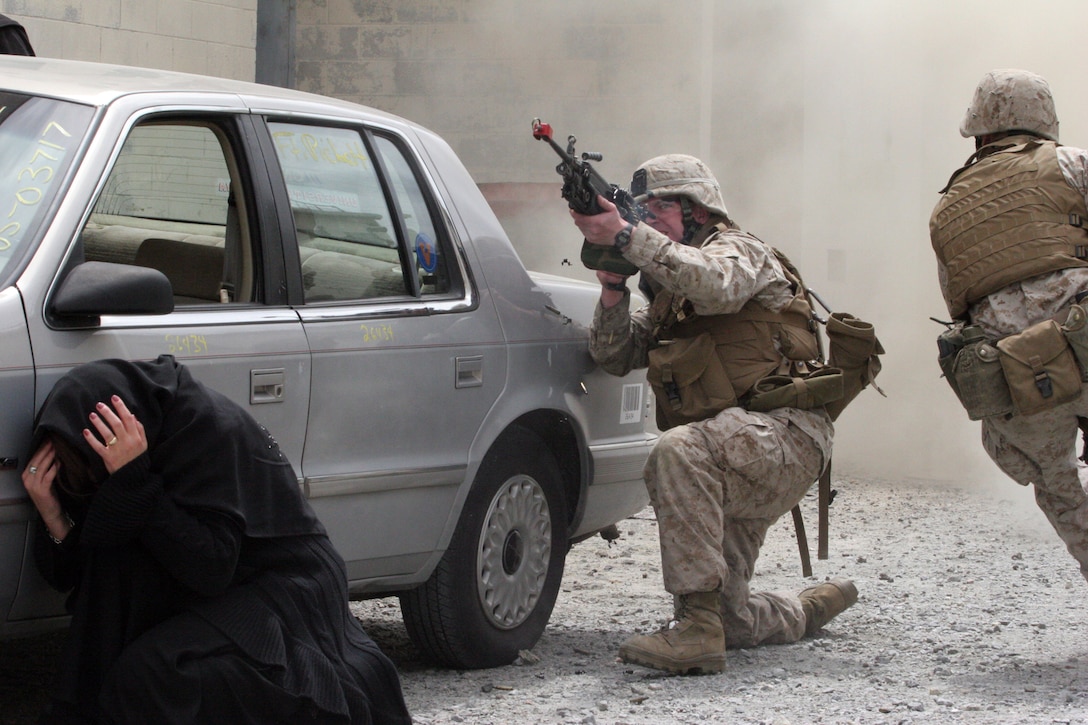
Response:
[31,356,411,724]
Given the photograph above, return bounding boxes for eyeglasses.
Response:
[644,199,679,219]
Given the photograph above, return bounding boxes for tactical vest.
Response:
[645,226,821,429]
[930,136,1088,318]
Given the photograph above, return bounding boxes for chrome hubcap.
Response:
[477,475,552,629]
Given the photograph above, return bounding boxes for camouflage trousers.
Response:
[982,387,1088,581]
[644,406,832,648]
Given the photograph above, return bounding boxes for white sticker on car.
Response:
[620,383,643,424]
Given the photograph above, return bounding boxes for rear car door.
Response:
[260,118,506,585]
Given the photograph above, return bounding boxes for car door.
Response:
[261,118,506,584]
[11,105,311,619]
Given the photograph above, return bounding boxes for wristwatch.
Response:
[613,223,634,251]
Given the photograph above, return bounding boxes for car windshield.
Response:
[0,93,94,284]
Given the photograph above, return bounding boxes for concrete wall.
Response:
[294,1,706,184]
[0,0,256,80]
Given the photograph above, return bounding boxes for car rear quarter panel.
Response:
[410,128,652,537]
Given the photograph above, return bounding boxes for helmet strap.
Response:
[679,198,700,245]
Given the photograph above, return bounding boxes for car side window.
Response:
[269,122,407,303]
[268,121,452,302]
[372,134,452,296]
[79,120,254,304]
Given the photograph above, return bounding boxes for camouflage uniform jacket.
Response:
[590,218,831,444]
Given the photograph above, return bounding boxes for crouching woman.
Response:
[22,355,411,724]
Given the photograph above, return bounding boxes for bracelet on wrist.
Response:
[46,512,74,545]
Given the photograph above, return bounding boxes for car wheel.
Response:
[399,426,568,669]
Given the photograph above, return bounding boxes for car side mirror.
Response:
[50,261,175,322]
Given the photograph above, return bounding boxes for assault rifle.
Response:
[531,118,642,276]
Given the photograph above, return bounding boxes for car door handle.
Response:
[251,368,285,404]
[455,356,483,389]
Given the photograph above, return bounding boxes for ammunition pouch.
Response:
[996,318,1081,416]
[746,367,845,413]
[1061,303,1088,381]
[823,312,884,421]
[646,333,737,430]
[937,314,1084,420]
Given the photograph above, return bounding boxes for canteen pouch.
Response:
[946,329,1013,420]
[646,332,737,430]
[824,312,884,420]
[1061,303,1088,381]
[936,323,966,400]
[996,318,1081,416]
[746,367,845,413]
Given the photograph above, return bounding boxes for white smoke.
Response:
[697,1,1088,492]
[360,0,1088,503]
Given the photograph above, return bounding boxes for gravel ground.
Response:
[4,474,1088,724]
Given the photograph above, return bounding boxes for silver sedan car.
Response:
[0,57,654,669]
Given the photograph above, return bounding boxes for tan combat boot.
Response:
[799,578,858,636]
[618,591,726,675]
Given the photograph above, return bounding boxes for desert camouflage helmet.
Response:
[960,69,1059,142]
[630,154,729,219]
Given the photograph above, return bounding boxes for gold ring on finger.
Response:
[106,436,118,447]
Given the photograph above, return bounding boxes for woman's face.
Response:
[48,434,100,498]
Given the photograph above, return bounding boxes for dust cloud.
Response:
[754,1,1088,496]
[475,1,1088,509]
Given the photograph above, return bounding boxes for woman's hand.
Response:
[22,439,71,541]
[23,439,62,517]
[84,395,147,474]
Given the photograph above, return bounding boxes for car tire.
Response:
[399,426,568,669]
